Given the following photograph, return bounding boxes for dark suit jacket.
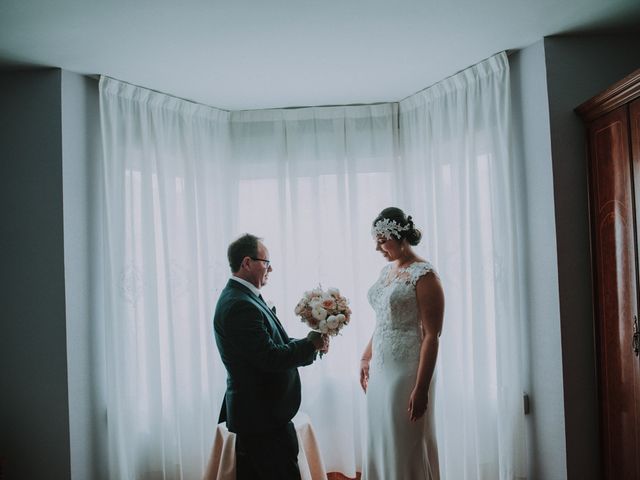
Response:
[213,279,317,434]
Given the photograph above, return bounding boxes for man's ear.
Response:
[240,256,251,270]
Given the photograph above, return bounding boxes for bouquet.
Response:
[294,286,351,336]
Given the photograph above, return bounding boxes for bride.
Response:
[360,207,444,480]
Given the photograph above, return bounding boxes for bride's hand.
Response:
[359,358,370,393]
[408,386,428,421]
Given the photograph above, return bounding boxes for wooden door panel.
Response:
[588,105,640,479]
[629,98,640,479]
[632,100,640,269]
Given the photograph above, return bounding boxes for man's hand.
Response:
[320,335,330,354]
[307,331,325,350]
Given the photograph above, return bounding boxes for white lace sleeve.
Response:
[409,261,437,286]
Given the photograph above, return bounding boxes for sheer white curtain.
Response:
[98,77,233,479]
[398,52,527,479]
[99,79,397,478]
[228,105,398,476]
[98,51,526,480]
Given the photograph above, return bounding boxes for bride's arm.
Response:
[360,337,373,393]
[409,273,444,421]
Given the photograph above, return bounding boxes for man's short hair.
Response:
[227,233,261,273]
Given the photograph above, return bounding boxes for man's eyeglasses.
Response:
[250,257,271,268]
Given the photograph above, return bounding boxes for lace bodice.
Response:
[367,261,436,366]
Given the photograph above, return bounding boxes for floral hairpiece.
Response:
[371,218,410,240]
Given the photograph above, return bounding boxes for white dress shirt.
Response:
[230,275,261,299]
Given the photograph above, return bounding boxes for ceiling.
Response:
[1,0,639,110]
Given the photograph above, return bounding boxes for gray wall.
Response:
[510,42,567,480]
[61,71,107,480]
[510,33,640,480]
[544,34,640,480]
[0,69,105,480]
[0,69,71,479]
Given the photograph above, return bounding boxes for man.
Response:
[213,233,327,480]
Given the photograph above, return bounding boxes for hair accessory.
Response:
[371,218,411,240]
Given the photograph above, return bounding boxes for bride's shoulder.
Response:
[409,260,439,283]
[410,258,432,269]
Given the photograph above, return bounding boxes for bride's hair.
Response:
[373,207,422,246]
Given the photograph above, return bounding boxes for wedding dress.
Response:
[363,261,439,480]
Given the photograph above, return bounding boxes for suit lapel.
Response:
[256,296,290,342]
[227,280,289,341]
[272,315,288,340]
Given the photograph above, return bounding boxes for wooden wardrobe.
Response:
[577,70,640,479]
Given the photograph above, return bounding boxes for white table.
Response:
[203,412,328,480]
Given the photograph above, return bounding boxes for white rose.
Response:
[328,287,340,296]
[311,306,328,321]
[318,319,329,333]
[326,315,339,329]
[336,313,346,324]
[309,299,322,310]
